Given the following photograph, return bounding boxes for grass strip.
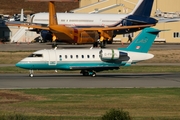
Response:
[0,88,180,120]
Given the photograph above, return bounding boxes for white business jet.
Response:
[16,27,161,77]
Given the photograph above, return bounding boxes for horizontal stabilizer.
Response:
[158,17,180,23]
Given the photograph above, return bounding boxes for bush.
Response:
[0,113,27,120]
[0,113,62,120]
[101,108,131,120]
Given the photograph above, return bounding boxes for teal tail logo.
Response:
[120,27,161,53]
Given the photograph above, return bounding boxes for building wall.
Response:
[78,0,180,43]
[80,0,99,7]
[75,0,119,13]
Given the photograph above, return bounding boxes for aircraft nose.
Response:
[16,62,22,67]
[15,61,33,69]
[16,61,29,69]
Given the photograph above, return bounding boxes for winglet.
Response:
[119,27,161,53]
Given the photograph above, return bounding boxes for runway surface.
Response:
[0,73,180,89]
[0,43,180,51]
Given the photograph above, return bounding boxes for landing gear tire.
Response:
[29,74,34,77]
[52,43,57,48]
[91,72,96,77]
[29,70,34,77]
[83,72,89,76]
[93,42,98,47]
[39,40,42,43]
[81,70,87,76]
[39,39,44,43]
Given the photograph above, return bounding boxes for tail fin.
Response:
[130,0,154,17]
[49,1,58,26]
[121,27,161,53]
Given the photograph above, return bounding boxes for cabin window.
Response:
[69,19,94,22]
[92,55,95,58]
[59,55,62,61]
[65,55,68,59]
[87,55,90,58]
[82,55,84,58]
[70,55,73,59]
[76,55,78,59]
[28,54,43,57]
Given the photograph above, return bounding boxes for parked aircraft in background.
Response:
[7,0,156,47]
[31,0,156,28]
[16,27,161,77]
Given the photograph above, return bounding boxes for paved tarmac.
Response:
[0,73,180,89]
[0,42,180,51]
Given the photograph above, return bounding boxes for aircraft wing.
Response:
[6,22,50,30]
[81,24,154,31]
[70,66,120,72]
[7,22,153,31]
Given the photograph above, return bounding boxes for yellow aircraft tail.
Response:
[49,1,58,26]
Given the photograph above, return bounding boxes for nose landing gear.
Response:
[29,70,34,77]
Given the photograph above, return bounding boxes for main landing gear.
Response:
[80,70,96,77]
[52,42,58,49]
[93,40,106,48]
[29,70,34,77]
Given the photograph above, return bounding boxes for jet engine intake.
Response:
[99,49,128,61]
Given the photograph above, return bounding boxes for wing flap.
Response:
[70,66,119,72]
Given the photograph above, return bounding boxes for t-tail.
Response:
[49,1,58,26]
[119,27,161,53]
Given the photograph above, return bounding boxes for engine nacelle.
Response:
[99,49,128,61]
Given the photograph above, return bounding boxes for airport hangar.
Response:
[1,0,180,44]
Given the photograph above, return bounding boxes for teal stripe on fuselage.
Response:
[16,61,128,70]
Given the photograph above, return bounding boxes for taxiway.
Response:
[0,73,180,89]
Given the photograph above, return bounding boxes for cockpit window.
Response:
[28,54,43,57]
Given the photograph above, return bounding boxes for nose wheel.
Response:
[92,72,96,77]
[29,70,34,77]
